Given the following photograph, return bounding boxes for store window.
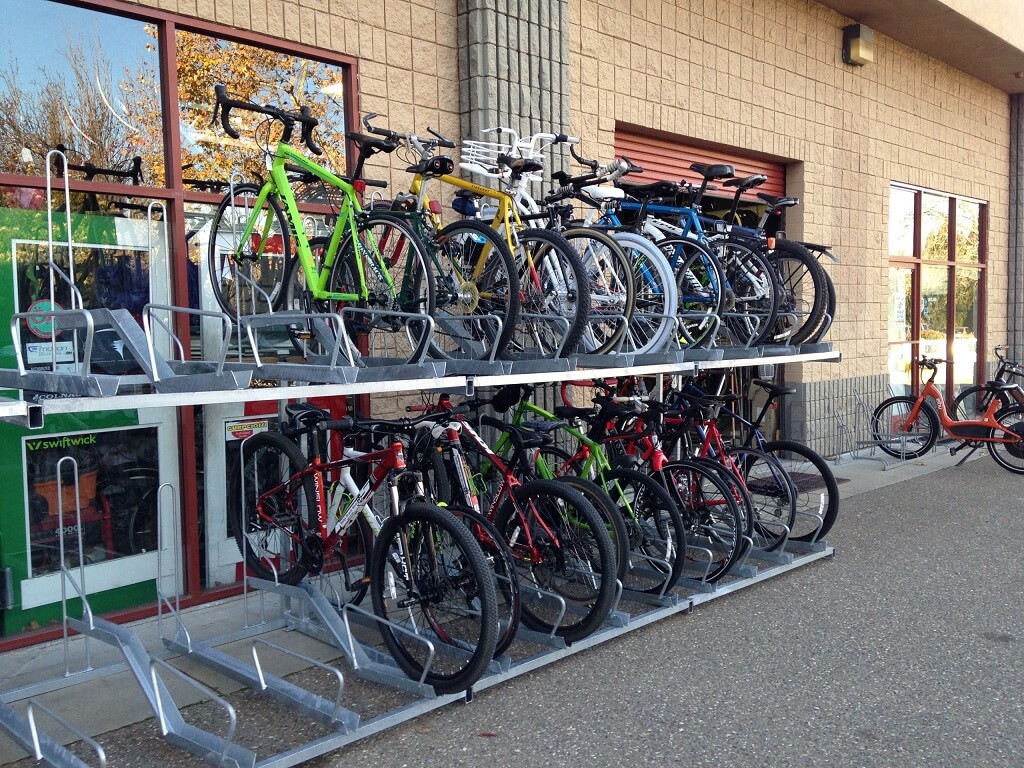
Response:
[887,184,986,397]
[0,0,356,640]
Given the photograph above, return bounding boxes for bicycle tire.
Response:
[430,219,520,361]
[208,183,291,318]
[657,237,725,349]
[610,232,678,355]
[715,241,781,348]
[371,502,498,694]
[511,228,591,358]
[560,227,636,355]
[494,478,617,643]
[326,214,436,365]
[550,474,629,584]
[870,395,939,459]
[445,504,522,658]
[986,403,1024,474]
[761,439,840,542]
[228,431,317,586]
[805,266,837,343]
[766,239,828,346]
[657,459,745,583]
[282,235,335,358]
[953,384,1011,421]
[603,467,687,595]
[726,446,797,552]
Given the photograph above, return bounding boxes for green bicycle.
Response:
[208,85,435,363]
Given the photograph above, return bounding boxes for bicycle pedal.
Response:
[352,576,372,588]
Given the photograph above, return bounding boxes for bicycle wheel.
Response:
[316,514,374,608]
[561,227,635,355]
[550,474,629,584]
[494,478,616,643]
[282,236,338,358]
[805,264,837,343]
[870,395,939,459]
[761,439,840,542]
[766,239,827,345]
[727,447,797,552]
[658,237,725,348]
[371,502,498,694]
[612,232,677,355]
[690,455,754,540]
[953,384,1011,421]
[986,404,1024,474]
[715,241,780,348]
[228,431,316,586]
[603,468,687,595]
[429,219,519,361]
[208,183,291,318]
[445,505,521,658]
[511,228,591,358]
[327,214,436,365]
[658,459,744,583]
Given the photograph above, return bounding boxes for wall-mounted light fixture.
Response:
[842,23,875,66]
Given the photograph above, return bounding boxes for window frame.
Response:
[887,181,988,398]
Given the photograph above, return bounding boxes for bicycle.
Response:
[682,374,840,543]
[353,114,521,361]
[228,403,499,693]
[208,85,435,364]
[870,357,1024,473]
[407,392,618,642]
[364,118,592,358]
[953,345,1024,420]
[495,383,688,595]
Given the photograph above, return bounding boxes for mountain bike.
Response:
[227,403,499,693]
[870,357,1024,473]
[209,85,435,364]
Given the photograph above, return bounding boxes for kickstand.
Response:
[950,442,981,466]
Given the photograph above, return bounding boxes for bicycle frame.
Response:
[232,141,395,304]
[904,365,1022,444]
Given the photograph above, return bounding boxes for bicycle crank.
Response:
[301,533,325,575]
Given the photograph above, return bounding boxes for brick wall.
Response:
[571,0,1011,445]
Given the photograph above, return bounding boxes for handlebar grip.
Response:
[321,416,355,432]
[299,107,323,155]
[213,85,241,139]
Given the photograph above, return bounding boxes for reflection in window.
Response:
[889,187,915,259]
[0,0,164,185]
[955,200,981,264]
[176,31,347,187]
[921,193,949,260]
[26,426,160,576]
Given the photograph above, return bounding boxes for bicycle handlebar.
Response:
[212,84,323,155]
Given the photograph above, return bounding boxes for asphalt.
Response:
[3,446,1023,767]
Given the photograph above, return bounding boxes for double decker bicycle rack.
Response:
[0,151,841,768]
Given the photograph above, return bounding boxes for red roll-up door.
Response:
[614,125,786,201]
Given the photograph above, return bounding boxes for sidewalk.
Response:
[1,445,1009,767]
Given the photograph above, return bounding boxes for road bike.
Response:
[209,85,435,363]
[228,403,499,693]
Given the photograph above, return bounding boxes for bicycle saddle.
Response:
[553,405,598,421]
[407,155,455,176]
[497,154,544,175]
[479,415,551,448]
[757,192,800,208]
[285,402,330,427]
[617,180,680,200]
[752,378,797,397]
[689,162,734,180]
[345,131,398,154]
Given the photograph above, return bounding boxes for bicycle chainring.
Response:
[301,533,325,575]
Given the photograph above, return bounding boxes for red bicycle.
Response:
[228,403,499,694]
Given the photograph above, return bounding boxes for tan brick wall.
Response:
[571,0,1010,386]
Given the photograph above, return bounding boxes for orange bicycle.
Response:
[870,356,1024,473]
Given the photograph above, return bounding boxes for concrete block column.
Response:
[1010,94,1024,357]
[457,0,570,174]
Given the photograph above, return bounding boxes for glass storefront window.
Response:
[175,30,347,187]
[0,1,164,185]
[887,185,986,398]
